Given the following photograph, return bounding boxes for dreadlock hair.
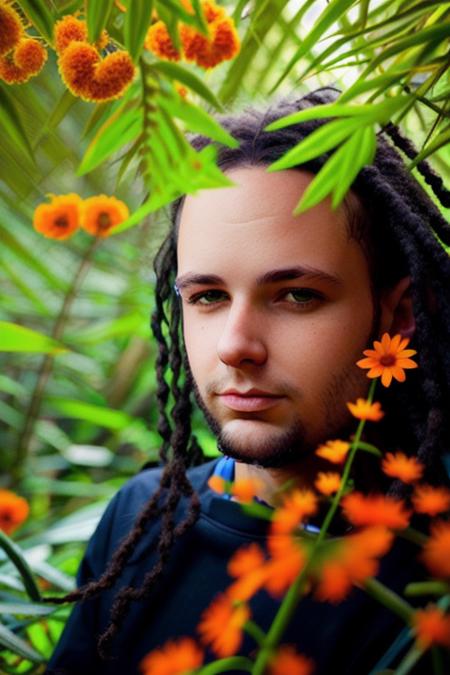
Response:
[47,87,450,657]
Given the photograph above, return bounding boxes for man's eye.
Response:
[187,290,228,305]
[283,289,322,305]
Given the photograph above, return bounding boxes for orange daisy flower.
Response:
[271,489,318,534]
[197,593,250,658]
[315,527,393,603]
[341,492,411,529]
[33,194,82,240]
[208,475,226,494]
[381,452,424,484]
[0,2,23,57]
[0,490,29,536]
[58,42,135,102]
[227,543,269,602]
[315,472,342,496]
[316,439,350,464]
[265,535,306,597]
[357,333,418,387]
[346,398,384,422]
[412,484,450,517]
[231,477,263,503]
[412,606,450,649]
[421,520,450,578]
[269,645,314,675]
[139,637,203,675]
[81,195,129,237]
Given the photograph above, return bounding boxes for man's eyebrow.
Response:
[175,266,343,290]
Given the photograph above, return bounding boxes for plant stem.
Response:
[0,530,41,601]
[363,578,413,623]
[393,644,424,675]
[198,656,254,674]
[14,238,100,483]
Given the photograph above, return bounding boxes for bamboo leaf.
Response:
[0,622,44,662]
[0,601,55,616]
[331,125,376,207]
[0,531,41,603]
[46,398,134,429]
[86,0,115,43]
[0,322,67,354]
[18,0,56,45]
[293,144,349,214]
[152,61,224,110]
[409,122,450,167]
[159,95,238,147]
[0,86,35,164]
[124,0,154,63]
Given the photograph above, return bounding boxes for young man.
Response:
[47,91,450,674]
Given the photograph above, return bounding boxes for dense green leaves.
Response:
[86,0,115,43]
[17,0,56,45]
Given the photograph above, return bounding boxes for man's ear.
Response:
[378,276,415,338]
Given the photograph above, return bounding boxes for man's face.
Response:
[176,167,377,468]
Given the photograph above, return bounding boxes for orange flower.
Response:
[271,489,318,534]
[346,398,384,422]
[58,42,135,102]
[341,492,411,529]
[316,439,350,464]
[33,194,82,240]
[197,593,250,658]
[228,543,269,602]
[421,521,450,578]
[315,527,393,603]
[412,606,450,649]
[54,15,108,54]
[381,452,424,484]
[139,637,203,675]
[0,490,29,535]
[357,333,418,387]
[269,645,314,675]
[81,195,129,237]
[180,16,239,69]
[145,21,181,61]
[231,477,263,503]
[265,535,306,597]
[412,484,450,517]
[315,472,342,496]
[0,2,23,57]
[208,475,226,494]
[0,38,47,84]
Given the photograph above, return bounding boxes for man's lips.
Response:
[217,389,284,412]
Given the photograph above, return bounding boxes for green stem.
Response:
[405,581,449,597]
[0,530,41,601]
[355,440,382,457]
[251,380,378,674]
[244,620,266,647]
[393,644,424,675]
[14,238,100,483]
[398,527,428,547]
[198,657,254,674]
[363,578,414,623]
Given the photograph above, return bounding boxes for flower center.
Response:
[380,354,396,367]
[54,215,69,228]
[97,211,111,230]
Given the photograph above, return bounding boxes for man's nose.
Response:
[217,301,267,367]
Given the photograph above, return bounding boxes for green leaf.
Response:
[18,0,56,45]
[152,61,224,110]
[46,398,134,429]
[0,86,34,164]
[409,122,450,168]
[0,601,55,617]
[124,0,154,63]
[0,531,41,603]
[0,622,44,662]
[86,0,115,43]
[78,106,142,175]
[0,322,67,354]
[159,94,238,147]
[331,125,376,207]
[293,144,348,214]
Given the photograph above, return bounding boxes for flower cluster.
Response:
[145,0,240,69]
[33,193,129,240]
[0,2,47,84]
[0,489,29,536]
[54,14,135,102]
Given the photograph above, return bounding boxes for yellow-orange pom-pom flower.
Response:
[139,637,204,675]
[412,606,450,649]
[81,195,129,237]
[412,484,450,517]
[145,21,181,61]
[421,520,450,578]
[269,645,314,675]
[33,194,82,240]
[347,398,384,422]
[316,439,350,464]
[357,333,418,387]
[181,16,239,69]
[0,38,47,84]
[197,593,250,658]
[381,452,424,484]
[0,490,29,535]
[58,42,135,102]
[54,15,87,54]
[315,472,342,496]
[341,492,411,529]
[0,2,23,57]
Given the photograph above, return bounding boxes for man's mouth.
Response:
[218,389,284,412]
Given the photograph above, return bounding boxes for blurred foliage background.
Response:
[0,0,449,670]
